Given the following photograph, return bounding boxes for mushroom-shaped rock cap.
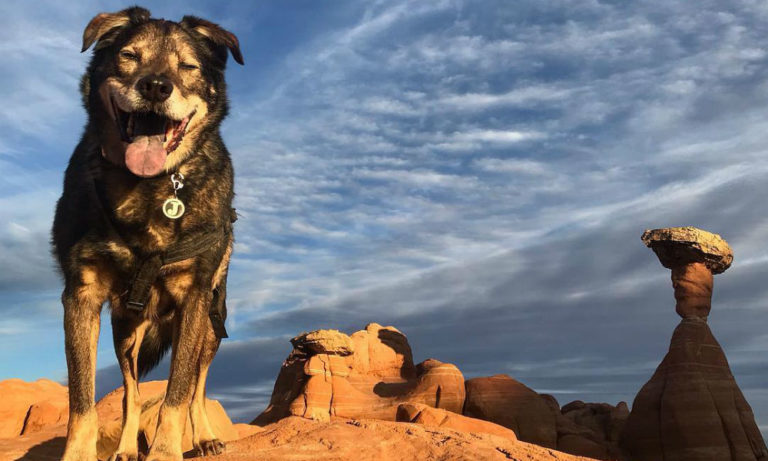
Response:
[641,226,733,274]
[291,329,355,356]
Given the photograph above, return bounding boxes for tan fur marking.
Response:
[115,194,138,214]
[112,320,150,459]
[161,259,195,273]
[106,242,133,260]
[148,405,186,461]
[146,223,173,248]
[212,241,232,289]
[164,272,195,304]
[164,94,208,171]
[189,362,217,447]
[124,35,156,62]
[62,299,102,461]
[80,267,100,286]
[77,264,112,305]
[62,409,99,461]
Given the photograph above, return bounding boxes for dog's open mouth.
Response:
[110,97,194,178]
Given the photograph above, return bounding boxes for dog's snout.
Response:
[137,75,173,102]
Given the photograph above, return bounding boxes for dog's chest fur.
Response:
[95,146,231,256]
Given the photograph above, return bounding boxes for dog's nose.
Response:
[136,75,173,102]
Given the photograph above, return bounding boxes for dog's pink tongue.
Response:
[125,135,166,177]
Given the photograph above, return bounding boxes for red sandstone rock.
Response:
[22,401,68,435]
[200,416,599,461]
[233,423,262,439]
[621,319,768,461]
[557,400,627,460]
[96,380,238,460]
[397,402,517,441]
[0,378,68,438]
[254,323,465,425]
[670,262,713,319]
[622,227,768,461]
[560,401,627,443]
[0,416,601,461]
[540,393,561,413]
[557,434,609,460]
[463,374,558,448]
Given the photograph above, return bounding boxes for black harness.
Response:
[126,225,231,339]
[86,154,232,339]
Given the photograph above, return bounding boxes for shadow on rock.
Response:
[13,436,64,461]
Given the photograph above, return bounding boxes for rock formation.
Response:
[0,378,68,438]
[200,416,599,461]
[254,323,465,425]
[463,374,559,448]
[621,227,768,461]
[556,400,628,460]
[396,402,518,440]
[462,376,628,459]
[96,380,239,460]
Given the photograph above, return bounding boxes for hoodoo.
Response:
[621,227,767,461]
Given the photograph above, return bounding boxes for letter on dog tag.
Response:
[163,198,185,219]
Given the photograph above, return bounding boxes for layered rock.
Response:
[463,374,558,448]
[621,227,768,461]
[397,402,517,440]
[0,378,68,438]
[96,380,238,460]
[254,323,465,425]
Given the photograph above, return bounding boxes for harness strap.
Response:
[126,228,231,339]
[165,231,224,264]
[126,254,164,311]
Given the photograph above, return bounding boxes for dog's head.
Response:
[81,7,243,177]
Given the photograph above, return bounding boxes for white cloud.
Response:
[473,158,550,176]
[438,85,574,111]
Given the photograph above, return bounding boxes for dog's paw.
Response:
[61,443,98,461]
[195,439,226,456]
[109,453,146,461]
[62,451,98,461]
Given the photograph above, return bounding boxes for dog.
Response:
[52,7,243,461]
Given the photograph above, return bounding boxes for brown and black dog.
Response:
[52,7,243,461]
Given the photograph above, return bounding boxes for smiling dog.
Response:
[52,7,242,461]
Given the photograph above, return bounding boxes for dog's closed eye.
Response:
[119,50,139,61]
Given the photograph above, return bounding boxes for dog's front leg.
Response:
[146,290,210,461]
[61,278,107,461]
[109,309,151,461]
[189,329,224,456]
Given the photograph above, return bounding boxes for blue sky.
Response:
[0,0,767,435]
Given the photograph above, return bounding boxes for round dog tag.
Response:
[162,198,185,219]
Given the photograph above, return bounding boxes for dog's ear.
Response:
[180,16,244,65]
[81,7,151,53]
